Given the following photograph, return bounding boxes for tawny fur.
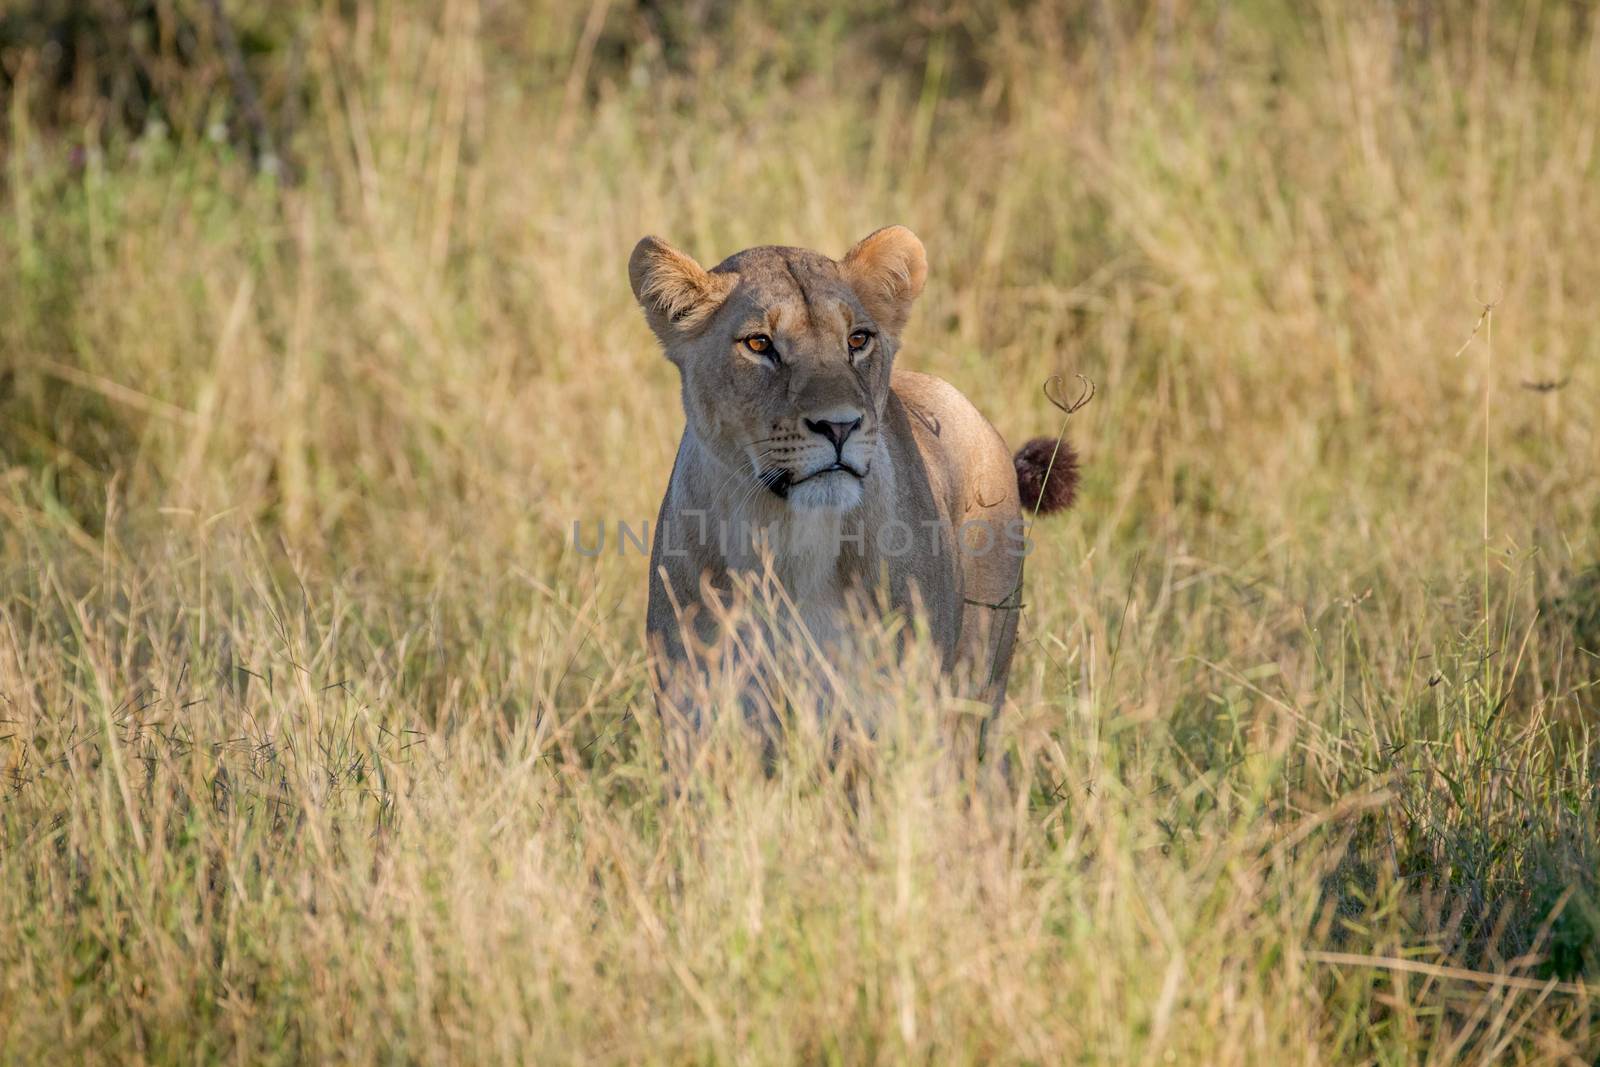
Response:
[629,226,1075,717]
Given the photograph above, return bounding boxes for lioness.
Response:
[630,226,1076,721]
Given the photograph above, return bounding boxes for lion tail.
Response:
[1013,436,1080,516]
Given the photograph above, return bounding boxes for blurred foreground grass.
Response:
[3,1,1600,1062]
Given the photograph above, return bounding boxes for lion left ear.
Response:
[840,225,927,336]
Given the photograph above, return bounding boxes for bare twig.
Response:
[983,373,1096,692]
[555,0,614,147]
[1309,951,1591,998]
[205,0,292,181]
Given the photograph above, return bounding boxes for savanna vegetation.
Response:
[3,0,1599,1061]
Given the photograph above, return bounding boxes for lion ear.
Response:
[629,236,736,347]
[841,225,927,336]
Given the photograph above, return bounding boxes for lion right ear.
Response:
[628,236,736,347]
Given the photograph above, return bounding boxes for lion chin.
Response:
[786,470,864,513]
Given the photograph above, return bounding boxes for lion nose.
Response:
[804,416,863,453]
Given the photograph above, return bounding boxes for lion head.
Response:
[629,227,927,513]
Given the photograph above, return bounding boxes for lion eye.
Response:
[742,334,774,357]
[848,330,872,352]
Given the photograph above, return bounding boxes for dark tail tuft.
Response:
[1014,436,1080,516]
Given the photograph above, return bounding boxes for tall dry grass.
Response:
[3,1,1600,1061]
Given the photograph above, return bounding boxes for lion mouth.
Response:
[760,463,866,499]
